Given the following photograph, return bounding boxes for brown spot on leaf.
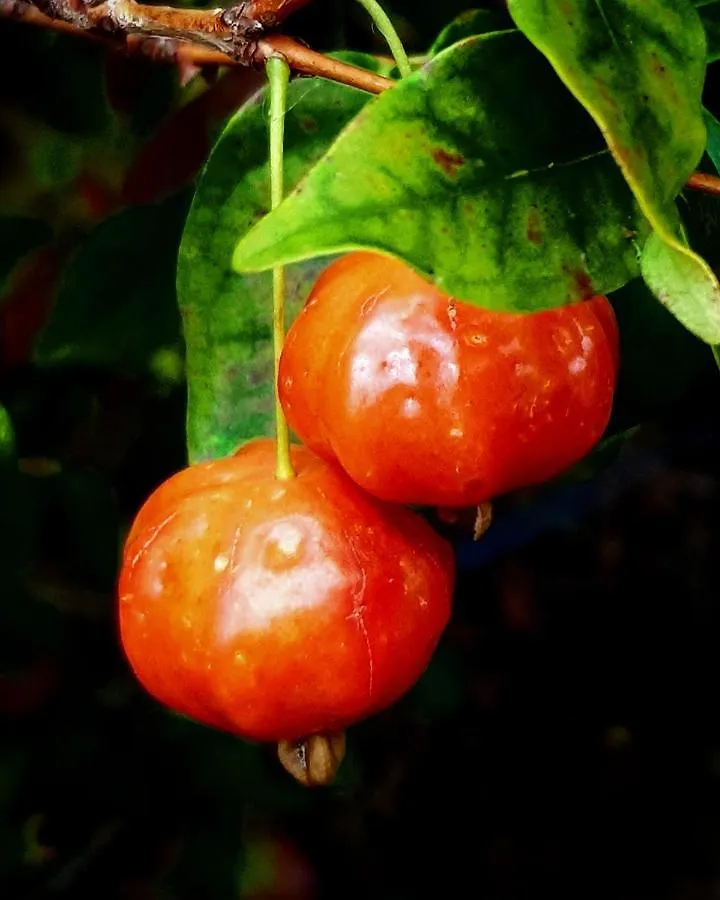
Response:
[572,269,595,299]
[526,206,542,246]
[297,115,318,134]
[433,148,465,177]
[561,262,596,300]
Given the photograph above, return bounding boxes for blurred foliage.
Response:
[0,2,719,899]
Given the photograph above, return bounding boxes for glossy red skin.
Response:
[279,252,620,507]
[118,439,453,742]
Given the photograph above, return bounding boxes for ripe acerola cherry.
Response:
[279,252,619,507]
[118,439,453,743]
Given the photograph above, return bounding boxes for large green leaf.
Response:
[427,2,720,63]
[178,71,375,463]
[508,0,720,344]
[0,218,51,296]
[233,32,648,312]
[35,194,188,373]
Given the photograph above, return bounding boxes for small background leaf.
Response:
[0,218,51,295]
[233,32,648,312]
[35,194,188,373]
[508,0,720,344]
[0,405,14,465]
[0,28,111,137]
[703,108,720,171]
[178,67,376,463]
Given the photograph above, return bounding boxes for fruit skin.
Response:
[279,252,620,507]
[118,439,453,743]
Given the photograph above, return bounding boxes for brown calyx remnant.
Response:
[474,502,493,541]
[277,731,347,787]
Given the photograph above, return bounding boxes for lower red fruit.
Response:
[279,252,620,507]
[118,439,454,742]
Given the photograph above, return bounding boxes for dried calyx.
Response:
[277,731,347,787]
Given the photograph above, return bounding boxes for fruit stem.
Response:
[354,0,412,79]
[267,55,295,481]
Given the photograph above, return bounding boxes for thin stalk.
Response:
[266,55,295,481]
[354,0,412,78]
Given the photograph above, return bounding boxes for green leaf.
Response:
[0,405,14,464]
[508,0,720,344]
[233,32,648,313]
[429,8,514,55]
[704,108,720,171]
[178,74,373,463]
[35,194,188,373]
[0,217,51,295]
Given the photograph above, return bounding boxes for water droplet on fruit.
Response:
[269,486,287,501]
[214,553,229,573]
[449,427,464,439]
[569,357,586,375]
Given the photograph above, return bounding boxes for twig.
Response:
[0,0,395,94]
[686,170,720,198]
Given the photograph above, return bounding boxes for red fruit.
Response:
[118,439,453,742]
[279,252,619,507]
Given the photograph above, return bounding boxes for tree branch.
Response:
[0,0,395,94]
[244,0,313,28]
[686,171,720,199]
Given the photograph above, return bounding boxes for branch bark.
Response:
[0,0,395,93]
[244,0,313,28]
[686,171,720,199]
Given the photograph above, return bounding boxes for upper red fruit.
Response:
[279,252,619,507]
[118,439,454,743]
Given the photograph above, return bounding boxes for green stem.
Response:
[266,55,295,481]
[354,0,412,79]
[713,344,720,372]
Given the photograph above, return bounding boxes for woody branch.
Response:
[0,0,394,93]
